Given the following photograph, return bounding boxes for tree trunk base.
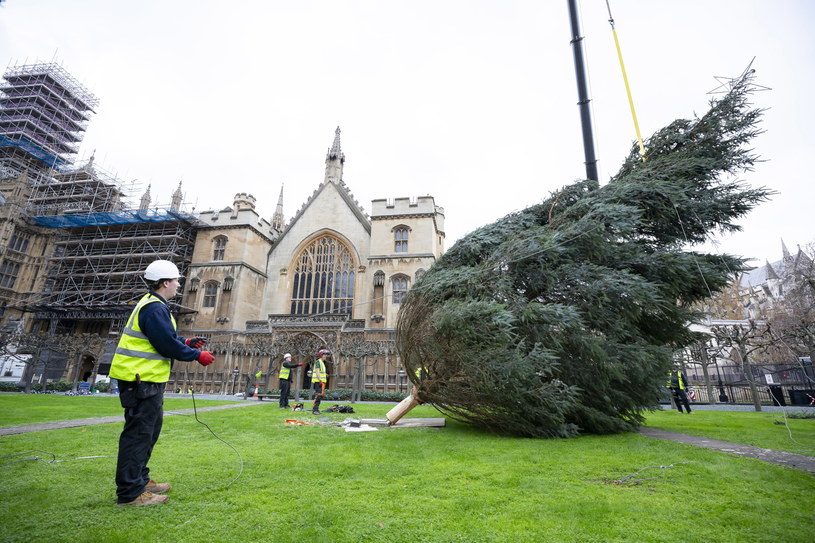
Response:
[387,393,419,425]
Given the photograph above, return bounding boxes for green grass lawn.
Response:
[1,398,813,542]
[0,393,239,426]
[644,408,815,456]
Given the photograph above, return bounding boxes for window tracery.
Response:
[290,235,356,315]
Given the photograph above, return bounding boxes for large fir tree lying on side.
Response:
[396,76,771,438]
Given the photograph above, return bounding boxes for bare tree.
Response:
[1,327,113,393]
[686,340,714,404]
[710,320,770,411]
[60,334,108,392]
[244,333,284,393]
[8,333,55,393]
[684,334,733,404]
[764,243,815,367]
[339,335,381,402]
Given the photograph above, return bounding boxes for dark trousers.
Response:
[115,381,165,503]
[279,378,291,407]
[671,388,692,413]
[312,381,325,411]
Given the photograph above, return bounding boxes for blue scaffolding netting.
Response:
[28,208,197,228]
[0,134,68,170]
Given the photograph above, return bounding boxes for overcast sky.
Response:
[2,0,813,265]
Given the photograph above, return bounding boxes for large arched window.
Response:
[290,235,355,315]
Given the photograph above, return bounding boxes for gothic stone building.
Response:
[172,128,446,395]
[1,64,448,392]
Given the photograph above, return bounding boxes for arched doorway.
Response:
[70,354,96,383]
[80,355,95,382]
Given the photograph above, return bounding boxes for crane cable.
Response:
[606,0,646,160]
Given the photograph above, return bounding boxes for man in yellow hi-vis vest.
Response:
[667,369,692,414]
[110,260,216,506]
[311,349,330,414]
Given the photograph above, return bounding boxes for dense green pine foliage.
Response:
[397,77,771,438]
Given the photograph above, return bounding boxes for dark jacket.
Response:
[280,360,299,382]
[668,371,688,390]
[139,292,201,362]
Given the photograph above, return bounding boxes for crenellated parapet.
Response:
[370,196,445,236]
[232,192,256,212]
[371,196,444,217]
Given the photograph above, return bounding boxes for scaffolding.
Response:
[0,62,204,380]
[25,209,198,316]
[26,157,135,216]
[0,62,98,171]
[0,143,54,186]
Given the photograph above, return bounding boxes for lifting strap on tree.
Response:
[606,0,646,160]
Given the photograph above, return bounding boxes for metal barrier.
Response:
[685,382,815,406]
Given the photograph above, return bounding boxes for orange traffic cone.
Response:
[252,386,259,399]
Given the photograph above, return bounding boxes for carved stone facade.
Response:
[737,241,813,320]
[170,128,446,394]
[2,64,444,392]
[0,173,53,329]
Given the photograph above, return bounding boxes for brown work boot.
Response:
[117,490,169,506]
[145,479,171,494]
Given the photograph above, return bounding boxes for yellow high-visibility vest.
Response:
[311,359,327,383]
[110,293,175,383]
[667,372,686,390]
[279,365,291,379]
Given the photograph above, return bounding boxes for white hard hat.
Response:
[283,353,292,359]
[144,260,182,281]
